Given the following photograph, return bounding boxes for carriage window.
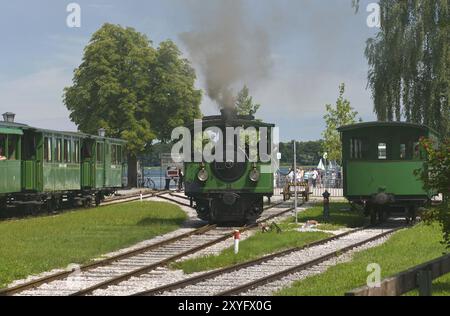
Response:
[117,146,122,164]
[96,143,103,163]
[56,139,62,162]
[111,145,117,164]
[0,135,6,161]
[400,144,406,160]
[413,142,421,160]
[378,143,387,160]
[74,141,80,163]
[350,138,363,159]
[82,143,91,158]
[8,135,18,160]
[44,137,52,162]
[63,139,71,163]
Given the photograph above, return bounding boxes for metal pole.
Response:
[293,140,298,224]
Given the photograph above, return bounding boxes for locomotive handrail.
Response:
[345,253,450,296]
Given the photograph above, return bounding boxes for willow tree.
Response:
[355,0,450,137]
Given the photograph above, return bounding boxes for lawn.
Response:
[276,222,448,296]
[293,202,368,230]
[0,201,187,288]
[172,230,330,274]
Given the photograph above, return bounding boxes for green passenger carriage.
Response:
[184,109,275,225]
[0,113,126,215]
[338,122,439,223]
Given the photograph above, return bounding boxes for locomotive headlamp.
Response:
[249,167,260,182]
[198,165,209,182]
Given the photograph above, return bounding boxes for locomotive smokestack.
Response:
[221,108,237,122]
[2,112,15,123]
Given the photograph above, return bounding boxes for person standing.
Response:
[178,168,184,192]
[165,167,171,190]
[312,169,318,188]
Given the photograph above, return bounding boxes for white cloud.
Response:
[0,68,77,131]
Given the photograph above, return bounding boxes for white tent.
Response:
[317,159,325,171]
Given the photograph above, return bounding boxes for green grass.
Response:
[0,201,187,288]
[293,202,368,230]
[172,230,330,274]
[276,223,448,296]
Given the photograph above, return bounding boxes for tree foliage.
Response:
[235,85,261,116]
[322,84,360,163]
[64,24,202,154]
[279,140,324,166]
[417,137,450,248]
[363,0,450,136]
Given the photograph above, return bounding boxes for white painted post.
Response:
[234,230,240,254]
[140,191,143,202]
[293,140,298,224]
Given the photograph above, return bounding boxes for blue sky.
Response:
[0,0,378,141]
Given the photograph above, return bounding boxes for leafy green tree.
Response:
[356,0,450,136]
[322,83,360,164]
[148,40,202,142]
[64,24,202,186]
[279,140,324,166]
[417,137,450,248]
[235,85,261,116]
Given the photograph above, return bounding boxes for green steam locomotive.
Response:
[184,109,275,225]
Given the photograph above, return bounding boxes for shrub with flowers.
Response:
[417,137,450,248]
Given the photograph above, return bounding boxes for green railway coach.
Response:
[0,113,126,214]
[338,122,439,223]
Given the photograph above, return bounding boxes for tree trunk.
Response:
[127,153,138,188]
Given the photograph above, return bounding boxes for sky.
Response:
[0,0,379,142]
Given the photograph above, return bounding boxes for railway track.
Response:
[100,190,170,206]
[0,198,293,296]
[134,220,404,297]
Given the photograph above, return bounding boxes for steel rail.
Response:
[71,204,297,296]
[133,226,368,296]
[0,199,293,296]
[0,223,216,296]
[215,227,403,296]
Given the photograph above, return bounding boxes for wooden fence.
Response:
[345,254,450,296]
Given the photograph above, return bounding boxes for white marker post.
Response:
[293,140,298,224]
[234,230,240,254]
[140,191,143,202]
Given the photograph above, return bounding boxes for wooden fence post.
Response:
[417,269,432,296]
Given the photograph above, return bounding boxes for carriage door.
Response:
[96,141,105,188]
[104,141,112,187]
